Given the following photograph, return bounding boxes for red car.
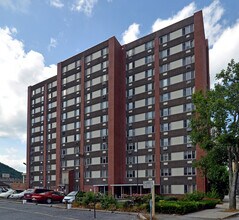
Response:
[23,188,52,202]
[32,191,65,204]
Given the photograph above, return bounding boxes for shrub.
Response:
[150,199,218,215]
[100,195,117,209]
[82,191,95,206]
[183,191,205,201]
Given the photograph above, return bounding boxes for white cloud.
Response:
[122,23,140,44]
[50,0,64,8]
[71,0,98,16]
[48,37,58,51]
[0,0,31,12]
[152,2,196,32]
[202,0,224,47]
[209,21,239,84]
[0,27,56,142]
[0,148,26,172]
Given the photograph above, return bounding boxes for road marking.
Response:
[0,205,79,220]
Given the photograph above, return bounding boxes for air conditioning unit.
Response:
[186,65,191,70]
[102,95,106,99]
[128,150,132,154]
[102,136,106,140]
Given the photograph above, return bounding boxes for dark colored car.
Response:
[23,188,52,202]
[32,191,65,204]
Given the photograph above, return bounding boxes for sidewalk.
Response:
[154,196,239,220]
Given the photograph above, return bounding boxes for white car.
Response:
[9,190,27,199]
[62,191,78,203]
[0,189,15,198]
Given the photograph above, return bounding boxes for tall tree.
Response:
[191,59,239,210]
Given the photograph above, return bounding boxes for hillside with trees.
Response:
[0,162,22,179]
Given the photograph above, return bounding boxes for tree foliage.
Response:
[191,59,239,209]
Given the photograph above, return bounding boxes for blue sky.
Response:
[0,0,239,172]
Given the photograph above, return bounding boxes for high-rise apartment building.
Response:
[26,11,209,196]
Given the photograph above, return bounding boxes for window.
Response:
[184,185,196,193]
[146,55,154,63]
[160,35,169,44]
[146,111,155,120]
[128,89,134,97]
[146,83,153,91]
[161,108,170,116]
[161,49,170,58]
[85,119,91,126]
[101,129,108,137]
[127,170,135,178]
[101,170,108,178]
[183,56,194,65]
[184,71,195,80]
[146,169,155,177]
[146,126,154,134]
[183,40,194,50]
[127,62,134,70]
[184,103,194,112]
[101,156,108,164]
[183,24,194,35]
[146,140,155,148]
[184,167,196,175]
[145,41,153,49]
[101,115,108,123]
[161,168,171,176]
[127,75,134,83]
[85,132,91,139]
[102,88,107,96]
[128,129,134,137]
[85,106,91,113]
[146,69,153,77]
[146,155,154,163]
[161,138,170,147]
[161,93,170,102]
[101,101,108,109]
[184,119,190,128]
[160,63,169,72]
[184,87,192,96]
[184,135,192,144]
[127,156,136,164]
[85,171,91,178]
[161,153,171,161]
[146,97,155,106]
[128,102,134,110]
[85,158,91,165]
[128,115,134,123]
[160,78,169,87]
[161,123,170,131]
[127,49,133,57]
[127,143,135,150]
[161,185,171,194]
[184,151,196,159]
[101,142,108,150]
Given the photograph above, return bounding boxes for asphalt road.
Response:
[0,199,138,220]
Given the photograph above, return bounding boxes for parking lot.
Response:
[0,199,138,220]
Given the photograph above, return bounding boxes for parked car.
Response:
[23,188,52,202]
[0,189,15,198]
[62,191,79,203]
[32,191,65,204]
[9,189,28,199]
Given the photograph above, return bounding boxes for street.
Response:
[0,199,138,220]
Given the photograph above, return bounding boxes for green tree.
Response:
[194,145,229,199]
[191,59,239,210]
